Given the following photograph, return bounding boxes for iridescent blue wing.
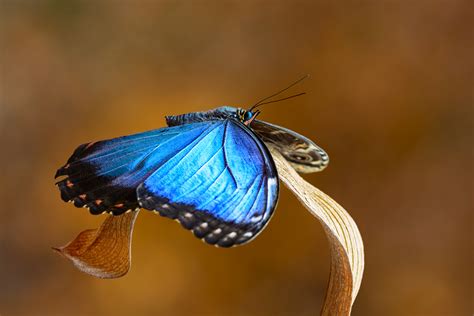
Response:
[137,119,279,247]
[55,122,215,215]
[56,119,279,247]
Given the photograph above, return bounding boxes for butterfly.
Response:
[55,81,329,248]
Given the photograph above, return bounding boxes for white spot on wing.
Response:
[268,177,277,187]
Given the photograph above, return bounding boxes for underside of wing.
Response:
[251,120,329,173]
[137,119,279,247]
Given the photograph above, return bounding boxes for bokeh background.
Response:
[0,1,472,315]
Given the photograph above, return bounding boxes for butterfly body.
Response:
[56,106,328,247]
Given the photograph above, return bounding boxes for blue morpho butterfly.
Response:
[55,78,329,247]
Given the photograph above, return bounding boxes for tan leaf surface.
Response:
[269,146,364,315]
[53,210,139,279]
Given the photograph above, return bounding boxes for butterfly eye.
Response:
[244,111,253,121]
[289,153,310,162]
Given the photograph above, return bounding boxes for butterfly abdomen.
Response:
[166,106,237,127]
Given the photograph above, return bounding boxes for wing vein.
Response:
[222,121,238,187]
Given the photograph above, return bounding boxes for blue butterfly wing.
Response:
[137,119,279,247]
[56,119,279,246]
[55,122,215,215]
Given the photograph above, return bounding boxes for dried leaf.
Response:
[268,146,364,315]
[53,210,139,279]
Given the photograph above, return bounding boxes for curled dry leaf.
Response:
[269,146,364,315]
[53,145,364,315]
[53,210,139,279]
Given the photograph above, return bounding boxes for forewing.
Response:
[55,122,215,215]
[137,119,279,247]
[251,119,329,173]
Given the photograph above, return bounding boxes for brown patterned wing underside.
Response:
[251,120,329,173]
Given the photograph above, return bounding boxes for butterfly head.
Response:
[236,108,261,126]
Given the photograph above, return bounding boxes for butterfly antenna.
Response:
[254,92,306,107]
[249,74,309,111]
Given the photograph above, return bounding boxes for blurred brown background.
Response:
[0,1,472,315]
